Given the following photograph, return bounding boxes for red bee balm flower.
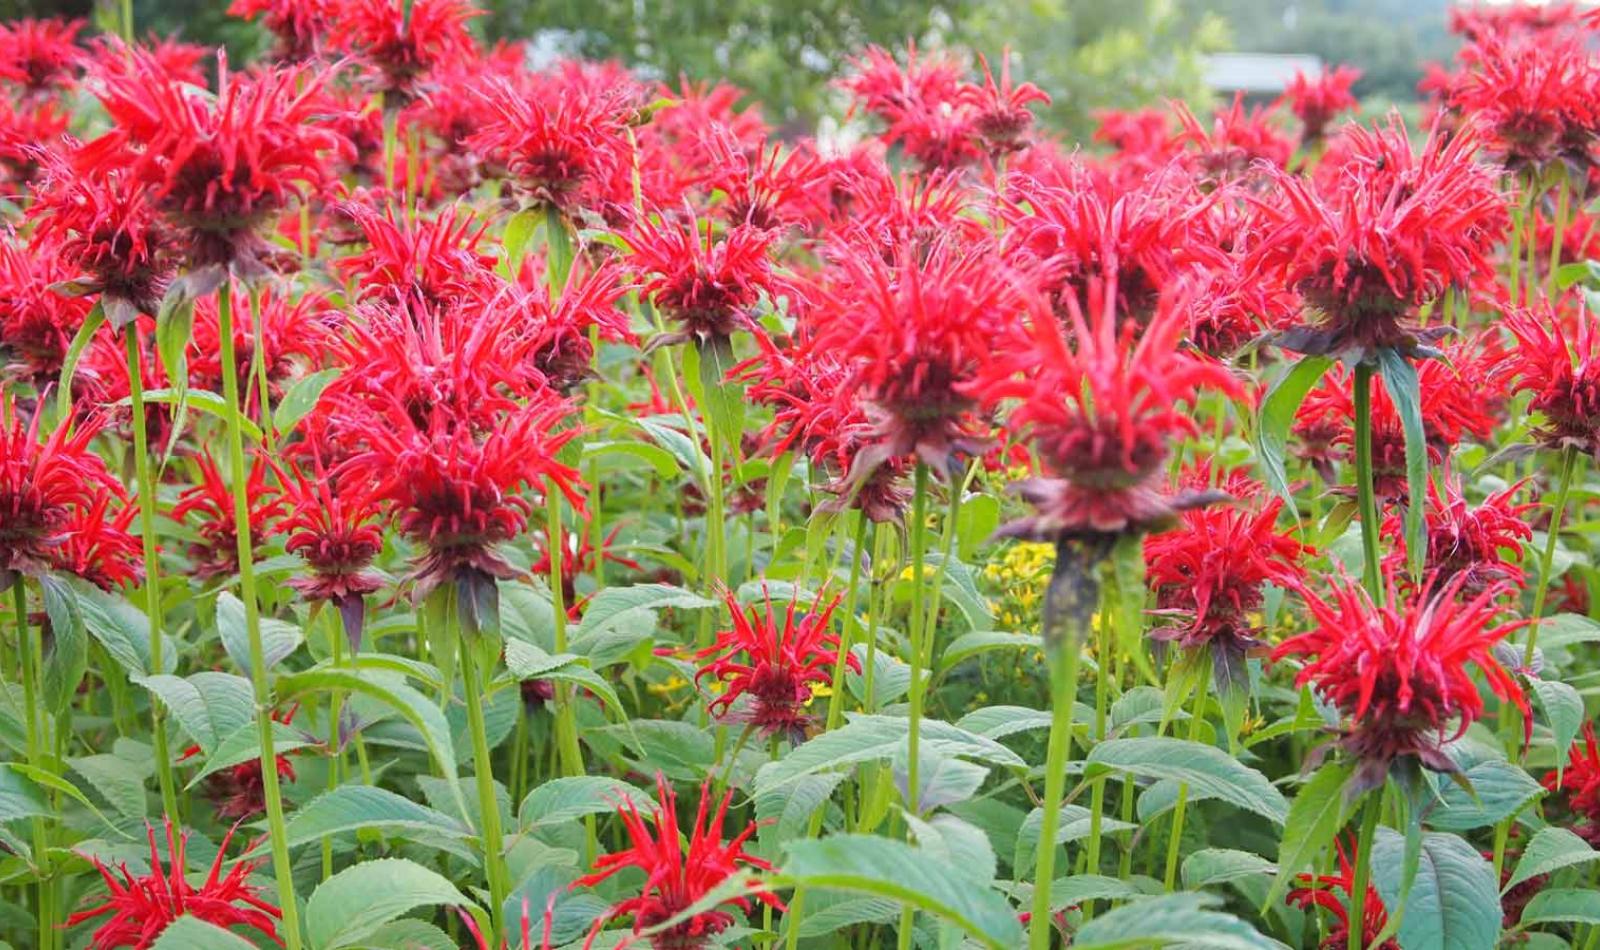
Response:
[329,0,480,102]
[1381,476,1535,595]
[810,239,1025,481]
[1279,65,1362,142]
[66,820,281,949]
[181,707,299,821]
[171,454,285,582]
[1544,722,1600,846]
[338,397,580,600]
[48,492,142,592]
[979,283,1241,540]
[1253,115,1507,360]
[275,453,385,646]
[1503,300,1600,460]
[81,51,348,284]
[1286,839,1398,950]
[629,217,779,347]
[0,17,84,99]
[29,157,177,328]
[695,587,852,740]
[1272,570,1530,792]
[575,774,781,950]
[0,398,127,587]
[1144,471,1309,693]
[228,0,332,62]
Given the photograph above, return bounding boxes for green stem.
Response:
[1352,363,1385,606]
[217,281,302,950]
[458,620,509,941]
[125,331,181,824]
[1525,447,1578,668]
[323,608,345,882]
[119,0,133,42]
[1348,793,1382,950]
[15,582,53,950]
[1547,177,1571,301]
[897,465,931,950]
[249,286,276,455]
[547,489,585,779]
[861,524,888,714]
[1085,600,1114,889]
[1028,618,1083,950]
[904,464,931,815]
[822,515,869,734]
[1163,678,1209,891]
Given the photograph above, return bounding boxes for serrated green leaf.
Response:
[1264,759,1351,909]
[274,368,340,436]
[149,916,261,950]
[1086,738,1288,826]
[305,858,472,950]
[1072,892,1281,949]
[1521,887,1600,927]
[1257,355,1334,504]
[518,776,649,829]
[285,785,470,848]
[1505,827,1600,893]
[780,835,1023,950]
[1371,828,1500,950]
[1378,349,1428,580]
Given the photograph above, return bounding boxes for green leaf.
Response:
[273,368,340,436]
[938,632,1042,673]
[363,920,456,950]
[1264,759,1351,908]
[1371,828,1500,950]
[69,751,151,820]
[502,639,624,718]
[187,720,311,786]
[217,592,302,677]
[1071,892,1281,949]
[574,583,715,642]
[1086,738,1288,825]
[756,772,845,844]
[518,776,649,829]
[1014,804,1139,871]
[1378,349,1428,580]
[755,715,1024,796]
[149,916,260,950]
[1045,875,1146,912]
[1257,355,1334,504]
[284,785,470,848]
[1505,827,1599,893]
[1521,888,1600,927]
[7,763,125,835]
[503,207,541,277]
[135,671,254,757]
[1428,744,1543,831]
[305,858,472,950]
[40,574,87,718]
[780,835,1023,950]
[54,301,106,422]
[276,668,468,821]
[77,582,150,676]
[581,440,681,479]
[691,335,746,450]
[0,764,51,824]
[1184,849,1276,890]
[123,389,263,443]
[954,705,1060,741]
[1531,678,1584,779]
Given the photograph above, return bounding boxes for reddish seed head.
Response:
[694,586,853,740]
[66,819,282,949]
[575,774,781,950]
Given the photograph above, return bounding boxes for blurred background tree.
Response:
[0,0,1459,136]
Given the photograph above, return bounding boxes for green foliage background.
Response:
[5,0,1457,137]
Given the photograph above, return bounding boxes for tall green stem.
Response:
[125,331,181,823]
[547,490,585,778]
[1163,678,1209,891]
[1547,177,1571,301]
[249,287,276,454]
[1352,363,1385,605]
[1085,601,1114,887]
[458,618,509,941]
[1348,793,1382,950]
[1525,447,1578,667]
[15,582,53,950]
[1028,619,1083,950]
[897,465,931,950]
[217,282,302,950]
